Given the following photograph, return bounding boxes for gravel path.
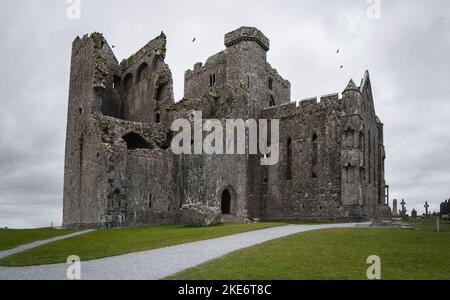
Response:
[0,230,94,260]
[0,223,363,280]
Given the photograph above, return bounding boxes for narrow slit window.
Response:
[312,132,318,178]
[286,137,292,180]
[209,74,216,87]
[148,194,153,208]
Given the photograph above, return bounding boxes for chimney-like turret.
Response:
[224,26,270,51]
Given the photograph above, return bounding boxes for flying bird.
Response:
[111,45,116,49]
[192,37,196,43]
[336,49,340,54]
[340,65,344,69]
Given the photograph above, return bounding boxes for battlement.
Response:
[185,51,226,79]
[298,97,318,109]
[225,26,270,51]
[320,93,340,106]
[72,33,115,60]
[120,32,167,71]
[262,93,342,117]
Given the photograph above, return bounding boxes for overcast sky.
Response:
[0,0,449,228]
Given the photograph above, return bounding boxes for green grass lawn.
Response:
[0,222,284,267]
[0,228,78,251]
[168,227,450,280]
[404,217,450,232]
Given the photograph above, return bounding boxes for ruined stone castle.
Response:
[63,27,391,229]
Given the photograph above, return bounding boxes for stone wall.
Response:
[260,95,344,220]
[340,73,387,220]
[119,33,174,125]
[178,152,249,221]
[64,33,108,228]
[63,27,389,229]
[63,32,178,228]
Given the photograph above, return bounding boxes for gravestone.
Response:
[411,209,418,218]
[424,201,430,216]
[400,199,407,217]
[392,199,399,216]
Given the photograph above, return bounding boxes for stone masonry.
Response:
[63,27,391,229]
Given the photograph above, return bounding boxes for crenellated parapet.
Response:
[261,93,342,120]
[224,26,270,51]
[185,52,226,78]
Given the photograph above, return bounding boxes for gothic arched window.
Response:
[136,62,149,83]
[123,73,133,91]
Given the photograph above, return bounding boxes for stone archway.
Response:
[220,186,236,216]
[221,189,231,215]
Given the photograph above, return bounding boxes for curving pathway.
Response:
[0,223,365,280]
[0,230,94,260]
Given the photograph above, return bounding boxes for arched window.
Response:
[122,132,153,150]
[286,137,292,180]
[123,73,133,91]
[221,189,231,214]
[347,167,354,183]
[155,112,161,124]
[109,189,121,210]
[151,55,160,71]
[136,62,149,83]
[155,82,169,101]
[113,75,121,90]
[343,165,353,184]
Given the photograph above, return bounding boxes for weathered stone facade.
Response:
[63,27,390,229]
